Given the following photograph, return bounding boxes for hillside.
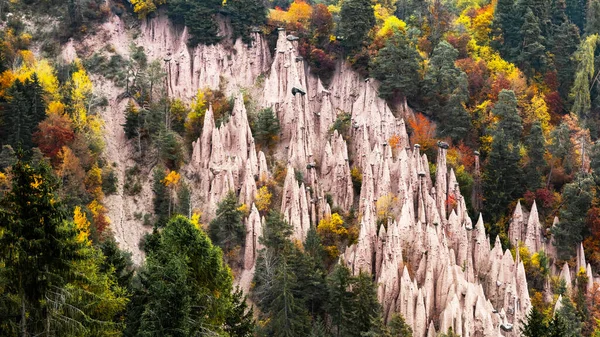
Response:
[2,0,600,336]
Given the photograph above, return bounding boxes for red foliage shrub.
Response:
[33,113,75,164]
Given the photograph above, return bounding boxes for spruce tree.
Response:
[370,29,422,101]
[566,0,587,31]
[518,8,548,76]
[225,0,267,45]
[553,173,594,259]
[327,264,356,337]
[349,272,381,336]
[492,0,521,61]
[134,216,237,336]
[389,314,413,336]
[338,0,375,55]
[551,21,581,105]
[493,90,523,144]
[586,0,600,36]
[209,191,245,253]
[524,121,547,191]
[520,306,549,337]
[254,107,281,150]
[0,75,47,151]
[484,129,523,225]
[437,73,471,142]
[123,100,139,140]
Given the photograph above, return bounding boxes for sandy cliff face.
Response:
[82,11,592,336]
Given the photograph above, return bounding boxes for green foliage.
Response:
[586,0,600,35]
[0,75,47,151]
[517,8,548,76]
[224,0,267,45]
[570,34,599,118]
[175,182,191,217]
[254,107,281,150]
[327,265,356,337]
[158,130,183,170]
[338,0,375,55]
[124,165,142,196]
[128,216,240,337]
[521,306,549,337]
[331,113,352,139]
[524,121,547,191]
[370,29,422,101]
[209,191,245,253]
[389,314,413,336]
[152,168,169,227]
[484,129,523,225]
[101,165,118,195]
[554,173,594,259]
[494,90,523,144]
[422,41,471,141]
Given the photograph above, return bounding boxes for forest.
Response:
[1,0,600,336]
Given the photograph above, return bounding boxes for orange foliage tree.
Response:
[408,113,436,152]
[34,113,75,163]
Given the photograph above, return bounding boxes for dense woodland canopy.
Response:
[2,0,600,335]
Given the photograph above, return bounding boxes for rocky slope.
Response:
[74,10,599,336]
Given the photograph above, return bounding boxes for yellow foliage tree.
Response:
[525,94,551,134]
[286,0,312,27]
[71,60,93,129]
[131,0,166,18]
[376,15,406,38]
[317,213,348,259]
[255,186,272,212]
[163,170,181,187]
[376,193,399,224]
[74,206,91,245]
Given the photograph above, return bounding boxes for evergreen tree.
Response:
[492,0,521,61]
[349,272,381,336]
[521,306,549,337]
[370,29,422,101]
[267,256,311,336]
[254,107,281,150]
[586,0,600,36]
[123,99,139,140]
[493,90,523,144]
[553,173,594,259]
[209,191,245,253]
[327,264,356,337]
[338,0,375,55]
[437,73,471,142]
[524,121,548,191]
[551,21,581,105]
[389,313,413,336]
[554,297,583,337]
[176,182,191,217]
[549,122,577,176]
[518,8,548,76]
[291,233,327,317]
[168,0,222,46]
[133,216,237,336]
[0,156,81,335]
[158,130,183,170]
[225,287,255,337]
[0,75,47,151]
[484,129,523,225]
[152,168,169,226]
[566,0,587,31]
[260,210,294,254]
[225,0,267,45]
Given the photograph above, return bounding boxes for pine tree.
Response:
[518,8,548,76]
[551,21,581,105]
[493,90,523,145]
[389,313,413,336]
[422,41,471,138]
[134,216,235,336]
[349,272,381,336]
[566,0,587,31]
[152,168,169,227]
[123,100,139,140]
[586,0,600,35]
[267,256,310,337]
[437,73,471,142]
[254,107,281,150]
[520,306,549,337]
[225,0,267,45]
[553,173,594,259]
[225,287,255,337]
[327,264,356,337]
[370,29,422,101]
[338,0,375,55]
[524,121,547,191]
[209,191,245,253]
[484,129,523,225]
[0,75,47,151]
[492,0,521,61]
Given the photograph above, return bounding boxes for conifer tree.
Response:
[554,173,594,259]
[209,191,245,253]
[520,306,549,337]
[492,0,521,61]
[484,129,523,225]
[570,34,599,118]
[524,121,547,191]
[566,0,587,31]
[518,8,548,76]
[327,264,356,337]
[254,107,281,150]
[349,272,381,335]
[552,21,581,105]
[494,90,523,144]
[338,0,375,55]
[225,0,267,45]
[437,73,471,142]
[586,0,600,36]
[370,29,422,101]
[0,75,47,151]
